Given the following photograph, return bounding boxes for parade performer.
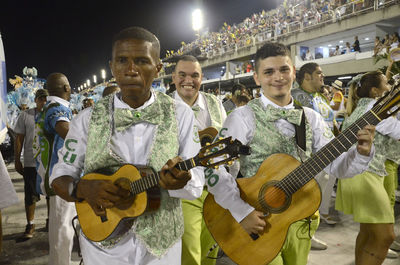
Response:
[171,55,226,265]
[336,71,400,265]
[206,42,375,265]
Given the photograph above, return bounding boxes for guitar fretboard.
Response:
[277,109,381,195]
[129,159,196,195]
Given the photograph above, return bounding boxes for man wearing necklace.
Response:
[206,42,375,265]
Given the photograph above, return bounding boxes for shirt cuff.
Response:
[354,143,375,163]
[228,200,255,223]
[168,167,204,200]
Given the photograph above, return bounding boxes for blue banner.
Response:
[0,32,7,144]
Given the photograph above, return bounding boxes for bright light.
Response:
[93,75,97,83]
[364,37,369,41]
[84,83,87,88]
[338,76,352,80]
[339,40,343,43]
[101,69,106,80]
[87,79,90,87]
[328,44,332,47]
[192,9,203,31]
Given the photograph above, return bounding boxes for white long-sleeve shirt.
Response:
[206,93,375,222]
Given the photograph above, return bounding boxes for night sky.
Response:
[0,0,277,90]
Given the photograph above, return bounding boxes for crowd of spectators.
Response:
[374,32,400,56]
[165,0,382,61]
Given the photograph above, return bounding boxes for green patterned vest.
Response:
[240,98,313,178]
[83,92,183,257]
[342,98,400,177]
[201,92,224,130]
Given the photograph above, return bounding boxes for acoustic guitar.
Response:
[198,126,218,147]
[76,136,250,242]
[203,83,400,265]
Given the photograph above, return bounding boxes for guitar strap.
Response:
[293,103,306,152]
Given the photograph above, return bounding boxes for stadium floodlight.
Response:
[101,69,106,82]
[93,75,97,84]
[192,9,203,31]
[87,79,91,87]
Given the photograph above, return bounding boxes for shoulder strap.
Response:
[293,102,306,151]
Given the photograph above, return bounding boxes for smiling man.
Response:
[49,27,206,265]
[205,42,375,265]
[171,55,226,265]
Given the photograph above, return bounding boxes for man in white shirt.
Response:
[14,89,48,239]
[204,42,375,265]
[171,55,226,265]
[50,27,205,265]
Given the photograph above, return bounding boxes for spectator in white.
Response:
[305,49,314,60]
[333,45,340,56]
[345,42,352,53]
[14,89,49,239]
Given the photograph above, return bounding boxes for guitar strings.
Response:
[256,108,380,208]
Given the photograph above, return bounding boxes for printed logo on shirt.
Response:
[205,167,219,187]
[219,127,228,138]
[63,139,77,164]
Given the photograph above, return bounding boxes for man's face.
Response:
[253,55,295,103]
[110,39,161,100]
[309,66,325,92]
[35,96,47,111]
[172,60,202,102]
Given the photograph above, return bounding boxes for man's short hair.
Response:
[112,26,160,59]
[296,62,319,85]
[254,42,290,72]
[174,55,199,72]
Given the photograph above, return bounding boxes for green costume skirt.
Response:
[335,160,398,223]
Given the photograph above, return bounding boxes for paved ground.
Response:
[1,163,399,265]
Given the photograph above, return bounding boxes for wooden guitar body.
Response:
[203,153,321,265]
[76,164,160,242]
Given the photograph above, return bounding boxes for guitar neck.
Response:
[278,109,381,195]
[129,158,197,195]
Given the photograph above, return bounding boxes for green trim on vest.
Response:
[201,92,224,131]
[84,92,183,257]
[240,98,313,178]
[342,98,400,177]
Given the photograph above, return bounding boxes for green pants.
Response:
[269,216,319,265]
[181,190,218,265]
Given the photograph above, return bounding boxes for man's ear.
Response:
[64,84,71,93]
[155,61,163,77]
[253,72,261,86]
[304,72,311,81]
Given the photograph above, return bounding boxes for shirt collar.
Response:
[259,93,294,110]
[114,91,155,110]
[47,96,70,108]
[173,91,206,111]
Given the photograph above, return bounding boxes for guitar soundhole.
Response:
[200,135,213,147]
[259,181,291,214]
[114,178,135,210]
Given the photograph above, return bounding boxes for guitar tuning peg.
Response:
[214,165,219,169]
[227,161,233,165]
[219,137,223,140]
[206,142,211,146]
